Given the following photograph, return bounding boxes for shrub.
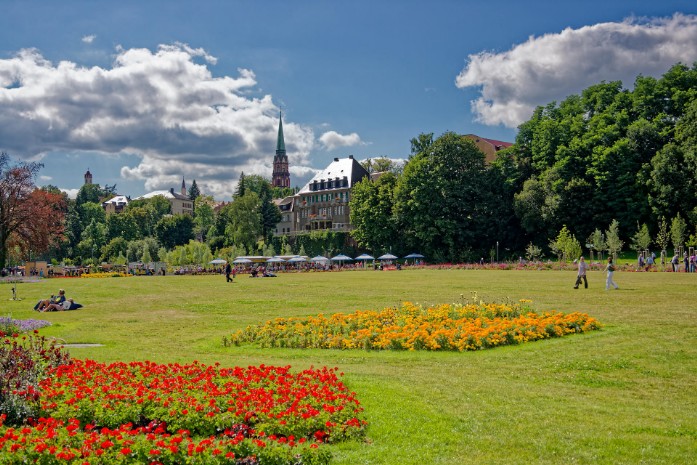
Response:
[0,332,70,425]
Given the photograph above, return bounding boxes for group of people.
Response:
[33,289,82,311]
[670,252,697,272]
[574,256,619,290]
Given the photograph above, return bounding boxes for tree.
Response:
[525,242,543,262]
[188,179,201,203]
[155,214,194,250]
[101,237,128,263]
[605,219,624,259]
[655,216,671,253]
[105,212,141,242]
[670,213,687,253]
[409,133,433,156]
[361,157,403,174]
[350,172,399,253]
[587,228,606,261]
[549,225,582,262]
[234,172,246,199]
[0,153,65,268]
[231,175,280,242]
[193,196,215,242]
[126,238,159,263]
[395,132,489,262]
[631,223,652,253]
[225,192,262,251]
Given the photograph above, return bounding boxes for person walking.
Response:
[605,257,619,290]
[225,262,233,283]
[671,253,679,272]
[574,256,588,289]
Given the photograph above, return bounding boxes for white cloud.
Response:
[82,35,96,44]
[0,43,315,199]
[39,175,52,181]
[61,188,79,199]
[318,131,363,151]
[455,14,697,128]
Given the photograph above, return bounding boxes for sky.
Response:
[1,0,696,200]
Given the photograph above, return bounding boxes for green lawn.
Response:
[4,269,696,464]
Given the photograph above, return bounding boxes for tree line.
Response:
[1,62,696,268]
[348,63,697,262]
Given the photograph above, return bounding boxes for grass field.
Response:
[3,268,696,464]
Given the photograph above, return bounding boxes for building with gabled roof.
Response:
[134,187,193,216]
[464,134,513,163]
[288,155,369,234]
[102,195,129,214]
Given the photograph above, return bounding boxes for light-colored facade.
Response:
[102,195,129,214]
[134,188,193,216]
[274,155,369,236]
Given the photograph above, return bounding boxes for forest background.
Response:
[1,63,696,269]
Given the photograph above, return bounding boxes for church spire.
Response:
[272,111,290,188]
[276,111,286,153]
[181,176,186,195]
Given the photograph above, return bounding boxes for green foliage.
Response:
[224,192,262,250]
[350,173,399,253]
[0,332,70,425]
[631,223,652,252]
[655,216,671,252]
[154,214,194,249]
[126,237,160,263]
[395,132,491,262]
[188,179,200,202]
[670,213,687,252]
[288,230,351,258]
[587,228,607,260]
[605,219,624,258]
[193,196,215,241]
[101,237,128,263]
[166,240,213,266]
[549,225,582,262]
[524,242,543,261]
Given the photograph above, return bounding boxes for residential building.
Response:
[290,155,369,234]
[464,134,513,163]
[274,196,294,235]
[134,186,193,216]
[102,195,129,214]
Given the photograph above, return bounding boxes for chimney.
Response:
[170,188,174,195]
[334,157,339,162]
[348,155,354,159]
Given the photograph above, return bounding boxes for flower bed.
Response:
[80,272,131,279]
[37,360,366,443]
[228,301,601,351]
[0,415,331,464]
[0,317,51,333]
[0,334,366,464]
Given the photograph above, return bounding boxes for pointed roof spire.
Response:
[276,111,286,153]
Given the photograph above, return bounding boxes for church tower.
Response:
[272,112,290,188]
[84,169,92,185]
[181,176,187,196]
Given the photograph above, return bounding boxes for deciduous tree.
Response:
[0,153,65,268]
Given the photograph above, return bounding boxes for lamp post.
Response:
[496,241,499,262]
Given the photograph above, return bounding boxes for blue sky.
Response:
[1,0,696,200]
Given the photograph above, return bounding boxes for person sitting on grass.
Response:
[34,289,66,311]
[42,298,75,312]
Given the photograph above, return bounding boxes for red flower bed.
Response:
[38,359,366,442]
[0,357,367,464]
